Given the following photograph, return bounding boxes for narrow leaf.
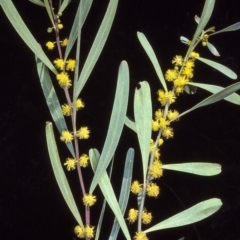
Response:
[137,32,168,92]
[180,36,190,45]
[59,0,71,13]
[162,162,221,176]
[95,199,106,240]
[76,0,119,97]
[211,22,240,35]
[64,0,94,60]
[175,82,240,120]
[197,57,237,79]
[44,0,54,27]
[36,57,75,157]
[90,61,129,193]
[118,149,134,212]
[29,0,44,7]
[134,81,152,185]
[145,198,222,232]
[188,82,240,105]
[187,0,216,56]
[1,0,57,74]
[78,0,94,27]
[64,2,81,62]
[45,122,82,226]
[192,0,215,40]
[72,2,83,131]
[89,149,131,240]
[206,42,220,56]
[109,148,135,240]
[124,116,136,132]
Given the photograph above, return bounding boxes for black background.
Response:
[1,0,240,239]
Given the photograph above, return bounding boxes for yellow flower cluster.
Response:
[61,38,68,47]
[46,38,68,50]
[60,130,73,143]
[131,179,160,198]
[63,153,89,171]
[127,208,138,223]
[127,208,152,225]
[61,98,85,116]
[60,127,90,143]
[82,194,97,206]
[54,58,65,70]
[149,160,163,179]
[54,59,76,88]
[167,109,179,121]
[56,72,72,88]
[150,137,162,156]
[76,127,90,139]
[79,154,89,167]
[46,41,55,50]
[74,225,95,239]
[133,231,148,240]
[151,108,179,139]
[164,52,199,95]
[146,183,160,197]
[157,90,176,106]
[64,158,76,171]
[141,209,152,225]
[54,59,76,72]
[130,180,143,194]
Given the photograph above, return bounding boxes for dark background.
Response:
[1,0,240,239]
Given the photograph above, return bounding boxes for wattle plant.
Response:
[1,0,240,239]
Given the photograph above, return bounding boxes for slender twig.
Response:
[48,1,90,235]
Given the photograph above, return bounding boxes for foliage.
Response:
[1,0,240,239]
